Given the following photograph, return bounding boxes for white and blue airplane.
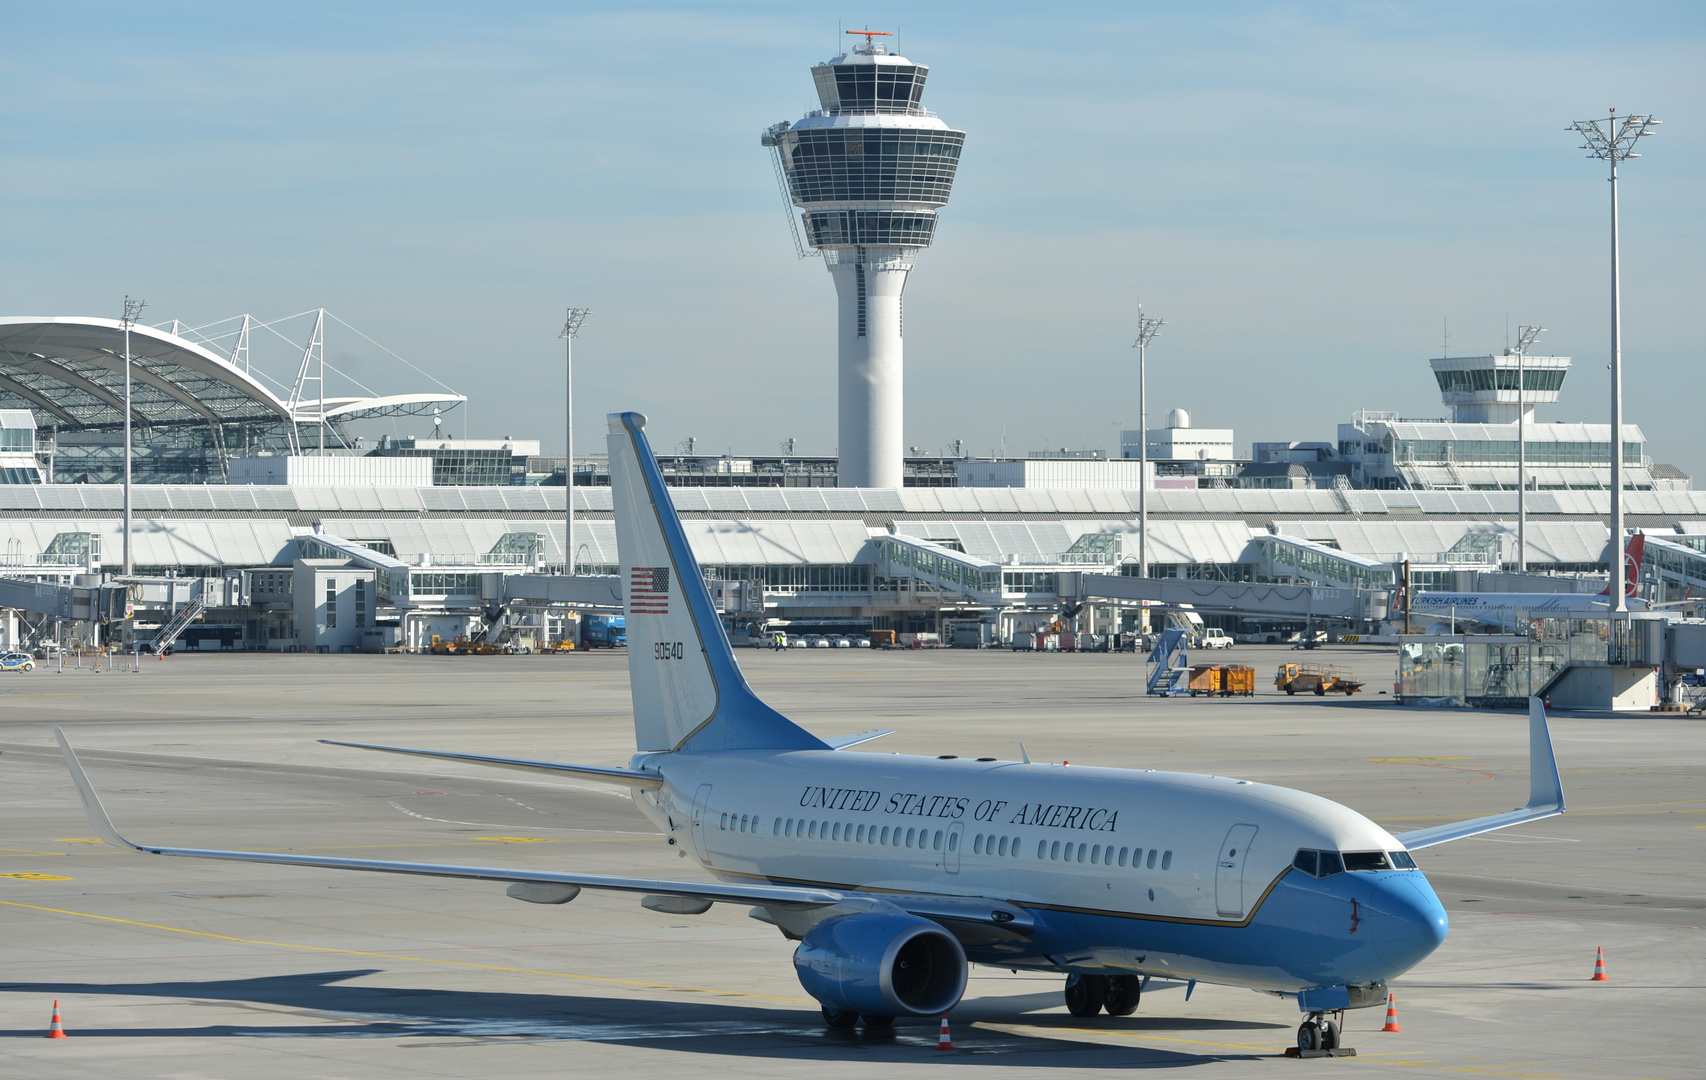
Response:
[57,412,1568,1054]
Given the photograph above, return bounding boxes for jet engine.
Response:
[793,913,967,1017]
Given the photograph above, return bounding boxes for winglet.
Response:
[53,726,144,853]
[1392,696,1566,850]
[1526,695,1565,813]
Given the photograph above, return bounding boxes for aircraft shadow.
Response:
[0,969,1283,1066]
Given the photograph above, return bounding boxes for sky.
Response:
[3,1,1702,476]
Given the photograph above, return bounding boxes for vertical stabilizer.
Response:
[607,412,827,753]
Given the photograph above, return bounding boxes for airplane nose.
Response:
[1370,873,1449,972]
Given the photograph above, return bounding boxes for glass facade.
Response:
[804,209,938,247]
[1434,368,1567,393]
[782,129,964,206]
[1392,438,1642,465]
[811,62,929,114]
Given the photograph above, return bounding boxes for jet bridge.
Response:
[874,533,1005,607]
[1080,574,1390,624]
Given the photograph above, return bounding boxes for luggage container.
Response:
[1222,664,1256,696]
[1188,664,1223,696]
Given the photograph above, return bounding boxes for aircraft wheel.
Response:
[1297,1020,1321,1051]
[1314,686,1326,696]
[1103,974,1141,1015]
[821,1006,858,1029]
[860,1013,894,1028]
[1064,973,1108,1017]
[1319,1018,1339,1050]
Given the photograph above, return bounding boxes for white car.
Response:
[1200,629,1234,649]
[831,635,852,648]
[850,635,871,648]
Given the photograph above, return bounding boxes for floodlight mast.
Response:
[560,308,592,576]
[1131,308,1165,580]
[1570,109,1658,611]
[1512,324,1544,572]
[121,296,147,578]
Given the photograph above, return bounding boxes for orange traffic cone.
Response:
[45,1000,68,1039]
[1591,946,1610,981]
[1381,992,1401,1032]
[935,1014,955,1051]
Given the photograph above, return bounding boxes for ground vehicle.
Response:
[868,629,896,648]
[1274,663,1363,696]
[582,614,627,648]
[1200,629,1233,649]
[0,651,36,671]
[850,635,871,648]
[830,635,851,648]
[810,635,831,649]
[786,635,806,649]
[1188,664,1256,697]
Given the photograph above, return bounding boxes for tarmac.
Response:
[1,643,1700,1078]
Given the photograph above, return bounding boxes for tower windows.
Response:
[856,255,867,337]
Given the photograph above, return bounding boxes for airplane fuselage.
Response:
[628,748,1449,995]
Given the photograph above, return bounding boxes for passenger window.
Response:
[831,822,841,841]
[1036,839,1046,859]
[1318,851,1344,876]
[880,826,890,844]
[720,813,728,830]
[1091,844,1102,864]
[1146,849,1157,870]
[773,817,781,834]
[1076,844,1087,863]
[1118,847,1129,867]
[973,834,983,854]
[1050,841,1061,860]
[997,836,1007,856]
[1161,850,1172,870]
[933,831,943,851]
[1293,849,1319,876]
[947,832,957,852]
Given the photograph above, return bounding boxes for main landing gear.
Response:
[821,1006,894,1030]
[1063,974,1142,1017]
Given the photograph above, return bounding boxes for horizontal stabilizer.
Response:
[1395,697,1565,850]
[318,739,662,789]
[54,727,837,909]
[823,730,895,750]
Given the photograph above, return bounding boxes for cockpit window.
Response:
[1292,849,1318,876]
[1342,851,1391,872]
[1389,850,1417,870]
[1318,850,1343,877]
[1293,848,1343,877]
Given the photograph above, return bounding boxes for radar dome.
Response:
[1167,408,1190,429]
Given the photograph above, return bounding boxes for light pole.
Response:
[1131,307,1165,579]
[120,296,147,577]
[1570,109,1658,612]
[560,308,592,575]
[1512,324,1544,572]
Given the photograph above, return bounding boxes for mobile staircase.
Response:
[1146,627,1191,696]
[153,589,207,657]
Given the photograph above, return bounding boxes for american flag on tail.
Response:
[629,566,670,614]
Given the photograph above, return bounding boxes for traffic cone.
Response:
[935,1014,955,1051]
[1381,992,1401,1032]
[1591,946,1610,981]
[45,1000,68,1038]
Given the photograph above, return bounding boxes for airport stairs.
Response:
[1146,627,1191,697]
[153,593,207,657]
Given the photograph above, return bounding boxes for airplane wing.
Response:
[1394,697,1565,850]
[316,739,662,789]
[55,727,832,910]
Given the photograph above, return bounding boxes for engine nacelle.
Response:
[793,913,967,1017]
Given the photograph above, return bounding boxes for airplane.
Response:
[56,411,1569,1055]
[1408,533,1647,632]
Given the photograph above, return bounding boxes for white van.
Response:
[1200,629,1234,649]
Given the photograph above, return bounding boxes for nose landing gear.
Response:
[1288,1010,1355,1058]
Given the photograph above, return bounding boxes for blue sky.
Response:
[3,2,1701,475]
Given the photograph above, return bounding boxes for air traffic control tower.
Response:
[763,32,965,489]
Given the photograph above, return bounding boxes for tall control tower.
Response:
[762,31,965,488]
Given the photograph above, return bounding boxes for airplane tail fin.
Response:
[607,412,827,754]
[1601,532,1644,598]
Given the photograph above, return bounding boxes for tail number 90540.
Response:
[654,641,685,660]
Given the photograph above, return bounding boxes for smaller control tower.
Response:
[762,31,965,488]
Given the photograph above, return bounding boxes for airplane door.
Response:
[691,784,713,857]
[1215,824,1259,917]
[945,822,964,874]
